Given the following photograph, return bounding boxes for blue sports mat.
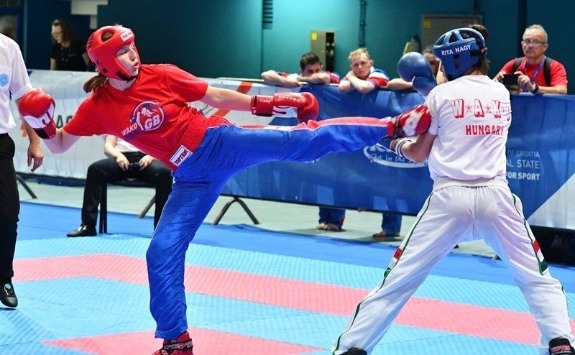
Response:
[4,202,574,354]
[19,201,574,291]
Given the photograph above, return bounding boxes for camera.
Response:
[502,73,519,86]
[502,73,519,94]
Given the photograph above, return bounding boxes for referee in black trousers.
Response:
[1,33,45,308]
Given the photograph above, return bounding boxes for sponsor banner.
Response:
[222,88,575,229]
[222,86,431,215]
[505,95,575,228]
[11,70,575,228]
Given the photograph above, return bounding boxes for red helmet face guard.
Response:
[87,25,138,80]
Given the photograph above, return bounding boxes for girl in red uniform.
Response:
[18,25,429,354]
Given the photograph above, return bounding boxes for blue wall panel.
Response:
[18,0,575,93]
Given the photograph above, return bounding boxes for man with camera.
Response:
[493,24,567,94]
[67,135,173,237]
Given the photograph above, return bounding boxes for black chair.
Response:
[99,178,156,234]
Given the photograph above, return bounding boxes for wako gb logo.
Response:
[363,144,426,168]
[130,101,165,132]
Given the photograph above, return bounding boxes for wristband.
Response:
[531,83,539,94]
[394,138,413,158]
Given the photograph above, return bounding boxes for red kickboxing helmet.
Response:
[87,25,137,80]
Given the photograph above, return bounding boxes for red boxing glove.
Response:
[392,104,431,138]
[251,92,319,123]
[18,88,56,139]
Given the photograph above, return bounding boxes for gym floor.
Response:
[3,177,572,354]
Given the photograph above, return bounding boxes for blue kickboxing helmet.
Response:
[432,28,486,81]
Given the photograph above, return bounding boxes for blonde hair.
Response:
[348,47,371,62]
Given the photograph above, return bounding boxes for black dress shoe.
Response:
[67,224,97,237]
[1,282,18,308]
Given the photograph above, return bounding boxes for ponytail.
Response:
[83,74,107,93]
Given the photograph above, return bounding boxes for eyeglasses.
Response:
[521,39,545,47]
[51,31,62,37]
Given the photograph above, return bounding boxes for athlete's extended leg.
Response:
[201,117,394,172]
[333,187,471,354]
[480,187,575,354]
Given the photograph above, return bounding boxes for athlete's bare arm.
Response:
[44,128,81,154]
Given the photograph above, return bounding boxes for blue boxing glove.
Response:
[397,52,436,97]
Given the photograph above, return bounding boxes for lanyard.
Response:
[521,56,546,83]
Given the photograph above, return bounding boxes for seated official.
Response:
[67,135,173,237]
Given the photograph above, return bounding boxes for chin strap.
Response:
[117,71,137,82]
